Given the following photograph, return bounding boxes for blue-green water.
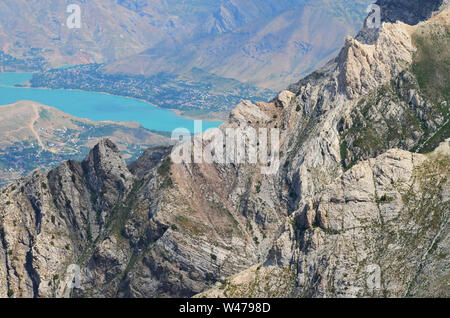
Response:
[0,72,222,133]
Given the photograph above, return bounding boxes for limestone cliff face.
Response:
[0,2,448,298]
[198,142,449,297]
[292,143,449,297]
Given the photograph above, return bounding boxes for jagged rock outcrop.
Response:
[199,141,449,297]
[337,22,415,99]
[0,1,448,298]
[199,3,449,298]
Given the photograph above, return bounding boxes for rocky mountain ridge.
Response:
[0,1,448,298]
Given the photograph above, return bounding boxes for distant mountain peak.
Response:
[375,0,445,25]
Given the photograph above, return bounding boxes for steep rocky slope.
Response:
[0,1,448,298]
[198,141,449,297]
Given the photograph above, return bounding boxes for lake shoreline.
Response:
[0,71,223,123]
[0,72,223,133]
[23,82,225,123]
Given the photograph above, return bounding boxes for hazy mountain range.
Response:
[105,0,374,89]
[0,0,373,89]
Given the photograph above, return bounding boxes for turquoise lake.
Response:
[0,72,222,133]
